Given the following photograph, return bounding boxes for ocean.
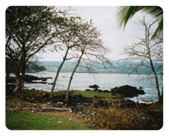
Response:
[24,71,163,103]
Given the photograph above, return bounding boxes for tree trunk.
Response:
[65,51,84,102]
[12,44,26,97]
[50,48,69,98]
[6,72,9,87]
[145,24,161,103]
[13,75,24,97]
[6,72,10,93]
[149,58,161,102]
[159,86,163,105]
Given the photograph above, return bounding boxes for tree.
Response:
[122,18,163,103]
[117,6,163,38]
[6,57,14,87]
[50,16,84,98]
[6,6,67,96]
[65,20,112,102]
[26,61,46,73]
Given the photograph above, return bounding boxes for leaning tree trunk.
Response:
[50,48,69,98]
[149,58,161,102]
[65,51,84,102]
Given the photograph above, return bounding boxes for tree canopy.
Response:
[5,6,68,95]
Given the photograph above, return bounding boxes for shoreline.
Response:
[8,73,161,103]
[26,71,160,75]
[6,88,163,130]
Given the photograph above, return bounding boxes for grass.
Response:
[21,89,66,96]
[6,111,93,130]
[20,89,123,102]
[70,90,123,101]
[21,89,42,96]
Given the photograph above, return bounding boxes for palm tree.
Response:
[117,6,163,38]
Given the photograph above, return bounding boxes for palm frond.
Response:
[151,19,163,39]
[117,6,163,38]
[143,6,163,21]
[117,6,141,28]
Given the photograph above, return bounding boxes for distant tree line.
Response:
[39,61,163,74]
[25,62,46,73]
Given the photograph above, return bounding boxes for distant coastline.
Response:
[38,61,163,75]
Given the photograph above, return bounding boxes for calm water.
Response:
[24,72,163,103]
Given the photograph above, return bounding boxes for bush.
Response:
[84,98,162,130]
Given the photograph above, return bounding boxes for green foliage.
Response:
[26,62,46,72]
[5,6,70,94]
[6,111,92,130]
[6,6,64,76]
[117,6,163,38]
[6,6,55,42]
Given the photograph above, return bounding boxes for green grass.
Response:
[71,90,113,98]
[21,89,66,96]
[6,111,93,130]
[70,90,123,101]
[20,89,123,102]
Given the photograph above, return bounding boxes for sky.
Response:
[37,6,154,61]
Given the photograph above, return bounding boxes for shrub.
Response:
[83,98,162,130]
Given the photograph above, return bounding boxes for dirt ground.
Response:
[6,95,85,124]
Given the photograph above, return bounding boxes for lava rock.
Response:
[111,85,145,97]
[24,75,52,83]
[89,84,99,91]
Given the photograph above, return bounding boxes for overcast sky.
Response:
[38,6,154,61]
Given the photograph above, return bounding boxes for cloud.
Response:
[38,6,154,61]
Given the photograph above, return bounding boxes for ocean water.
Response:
[24,72,163,103]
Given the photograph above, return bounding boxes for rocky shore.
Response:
[6,83,163,130]
[7,75,147,112]
[7,74,52,84]
[7,83,147,113]
[87,84,145,98]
